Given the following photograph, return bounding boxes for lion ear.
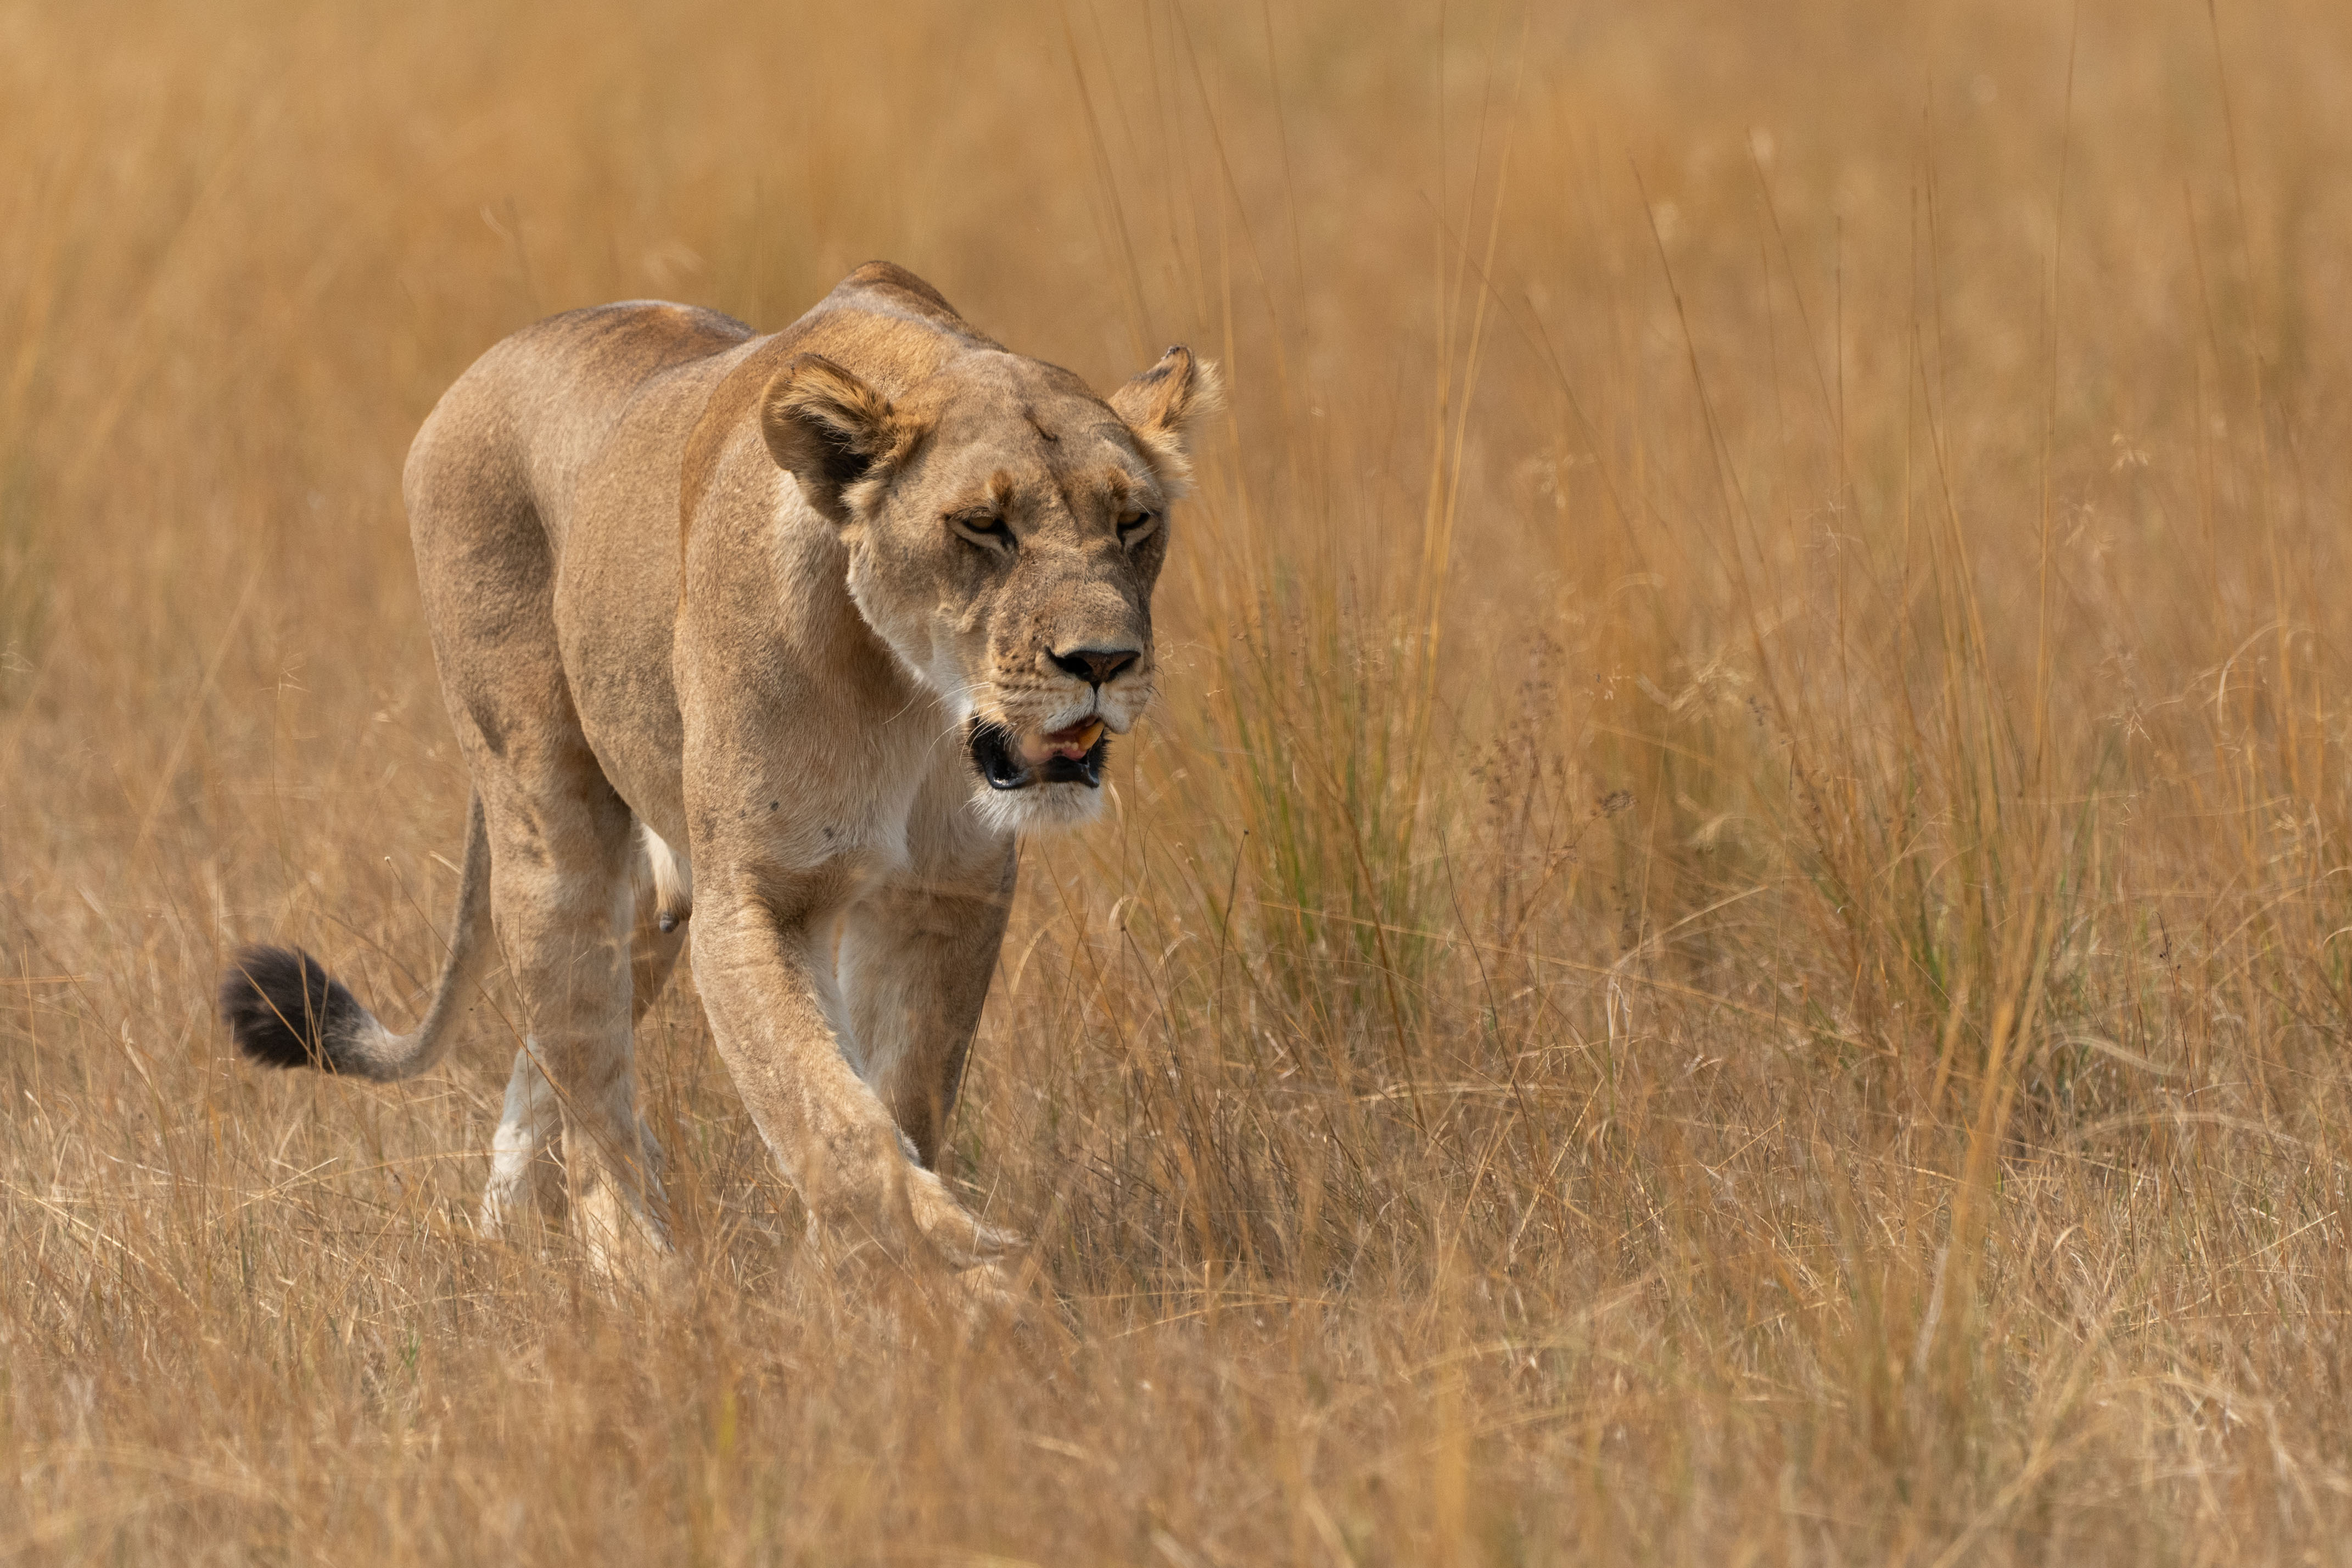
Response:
[760,355,915,524]
[1110,345,1222,494]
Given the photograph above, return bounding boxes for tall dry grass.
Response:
[6,0,2352,1559]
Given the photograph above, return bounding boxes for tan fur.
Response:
[315,264,1213,1284]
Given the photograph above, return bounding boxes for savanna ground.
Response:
[5,0,2352,1560]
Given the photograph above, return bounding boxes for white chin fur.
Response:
[970,779,1108,836]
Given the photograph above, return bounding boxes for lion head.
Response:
[760,340,1217,831]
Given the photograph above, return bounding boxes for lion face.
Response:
[761,344,1216,831]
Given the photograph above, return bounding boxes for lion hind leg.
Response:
[477,769,672,1277]
[480,1044,565,1235]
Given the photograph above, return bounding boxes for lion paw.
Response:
[906,1169,1021,1270]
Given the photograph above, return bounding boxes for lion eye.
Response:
[1117,508,1158,544]
[949,508,1012,548]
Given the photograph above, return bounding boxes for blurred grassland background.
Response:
[6,0,2352,1560]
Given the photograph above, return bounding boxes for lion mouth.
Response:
[968,718,1110,790]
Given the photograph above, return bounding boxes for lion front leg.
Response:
[837,853,1016,1169]
[689,874,1017,1276]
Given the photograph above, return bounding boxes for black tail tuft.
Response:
[219,944,366,1071]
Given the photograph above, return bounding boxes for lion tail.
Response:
[219,793,494,1083]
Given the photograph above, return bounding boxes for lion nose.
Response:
[1049,647,1141,688]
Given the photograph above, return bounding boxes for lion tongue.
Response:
[1020,720,1105,765]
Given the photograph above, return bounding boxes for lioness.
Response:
[219,262,1215,1285]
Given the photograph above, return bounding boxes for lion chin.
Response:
[965,718,1114,835]
[971,777,1110,836]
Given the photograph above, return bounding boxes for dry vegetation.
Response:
[7,0,2352,1559]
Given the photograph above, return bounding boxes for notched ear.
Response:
[1109,345,1223,494]
[760,354,917,524]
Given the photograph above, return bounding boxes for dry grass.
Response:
[7,0,2352,1559]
